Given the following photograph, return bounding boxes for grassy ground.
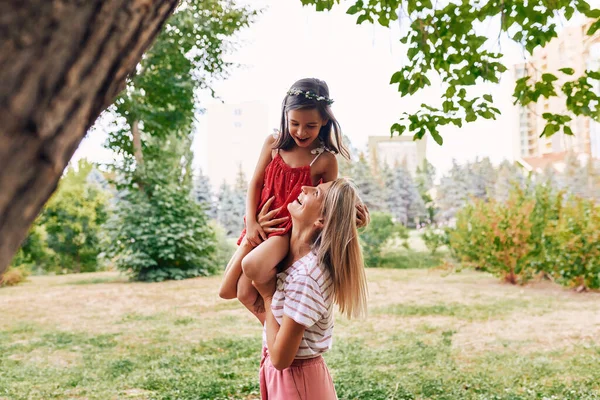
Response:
[1,267,600,400]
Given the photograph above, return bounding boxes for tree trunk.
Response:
[132,120,144,168]
[0,0,179,275]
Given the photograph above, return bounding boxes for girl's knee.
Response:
[241,253,259,280]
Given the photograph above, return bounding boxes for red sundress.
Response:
[237,151,321,245]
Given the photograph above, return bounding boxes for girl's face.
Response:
[287,108,326,148]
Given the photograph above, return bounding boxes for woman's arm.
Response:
[260,292,306,370]
[245,135,277,247]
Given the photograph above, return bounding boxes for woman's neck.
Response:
[285,227,313,265]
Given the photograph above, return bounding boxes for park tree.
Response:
[0,0,181,275]
[353,153,386,211]
[103,0,255,281]
[193,168,216,219]
[300,0,600,144]
[436,161,471,221]
[0,0,256,274]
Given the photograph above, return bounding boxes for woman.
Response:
[245,178,369,399]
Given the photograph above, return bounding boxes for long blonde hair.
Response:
[313,178,368,319]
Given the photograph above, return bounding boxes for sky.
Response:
[73,0,587,179]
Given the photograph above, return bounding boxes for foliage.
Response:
[383,162,426,227]
[40,160,109,274]
[210,221,237,267]
[105,155,218,282]
[353,153,386,211]
[448,182,600,288]
[300,0,600,144]
[102,1,256,280]
[415,160,437,223]
[193,168,216,219]
[544,197,600,289]
[359,212,409,267]
[0,265,30,287]
[216,179,246,237]
[435,161,470,221]
[421,227,446,255]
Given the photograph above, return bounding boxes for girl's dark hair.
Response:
[274,78,350,160]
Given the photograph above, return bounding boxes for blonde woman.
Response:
[245,178,369,400]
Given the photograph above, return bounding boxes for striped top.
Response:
[264,251,334,359]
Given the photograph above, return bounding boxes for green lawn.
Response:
[1,268,599,399]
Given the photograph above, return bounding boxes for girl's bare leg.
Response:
[237,235,290,322]
[218,239,253,299]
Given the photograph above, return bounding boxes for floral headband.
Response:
[287,87,334,105]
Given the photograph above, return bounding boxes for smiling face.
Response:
[287,181,333,230]
[287,108,326,148]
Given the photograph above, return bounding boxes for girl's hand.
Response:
[253,276,277,301]
[257,197,288,234]
[356,203,370,229]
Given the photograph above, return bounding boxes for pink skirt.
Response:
[259,347,337,400]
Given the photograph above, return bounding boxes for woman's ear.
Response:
[314,217,325,230]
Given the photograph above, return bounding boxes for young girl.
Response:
[218,78,350,320]
[251,178,368,399]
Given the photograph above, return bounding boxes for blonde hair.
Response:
[313,178,368,319]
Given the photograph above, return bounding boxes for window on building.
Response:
[234,122,242,128]
[234,108,242,116]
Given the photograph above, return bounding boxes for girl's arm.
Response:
[254,280,306,370]
[245,135,276,247]
[317,152,338,183]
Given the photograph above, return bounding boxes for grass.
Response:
[1,268,600,399]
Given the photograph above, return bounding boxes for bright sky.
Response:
[74,0,590,179]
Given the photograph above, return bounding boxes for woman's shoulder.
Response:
[285,252,330,287]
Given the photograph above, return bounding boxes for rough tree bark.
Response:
[0,0,179,275]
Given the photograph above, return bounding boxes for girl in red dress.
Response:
[218,78,350,321]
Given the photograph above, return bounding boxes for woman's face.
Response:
[287,182,333,227]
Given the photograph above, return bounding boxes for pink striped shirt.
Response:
[263,251,334,359]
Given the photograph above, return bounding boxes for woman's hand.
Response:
[253,277,277,301]
[245,219,266,247]
[356,202,370,228]
[257,197,289,234]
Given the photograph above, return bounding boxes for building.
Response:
[205,101,269,186]
[514,20,600,167]
[368,135,427,176]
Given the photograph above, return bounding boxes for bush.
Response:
[421,227,447,255]
[211,221,237,268]
[379,250,444,269]
[447,184,600,289]
[448,189,535,284]
[107,183,218,282]
[360,212,409,267]
[544,197,600,289]
[0,265,30,287]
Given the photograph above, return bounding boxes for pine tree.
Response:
[352,152,386,211]
[384,162,426,227]
[436,160,470,221]
[216,181,244,237]
[560,152,587,199]
[468,157,496,200]
[193,168,215,219]
[494,160,526,203]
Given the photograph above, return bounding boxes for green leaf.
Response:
[483,94,493,102]
[542,73,558,83]
[559,68,575,75]
[587,20,600,36]
[431,131,443,145]
[564,126,574,135]
[390,71,403,84]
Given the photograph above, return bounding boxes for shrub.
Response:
[106,183,218,282]
[448,189,536,284]
[360,212,409,267]
[421,227,446,255]
[0,265,30,287]
[544,197,600,289]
